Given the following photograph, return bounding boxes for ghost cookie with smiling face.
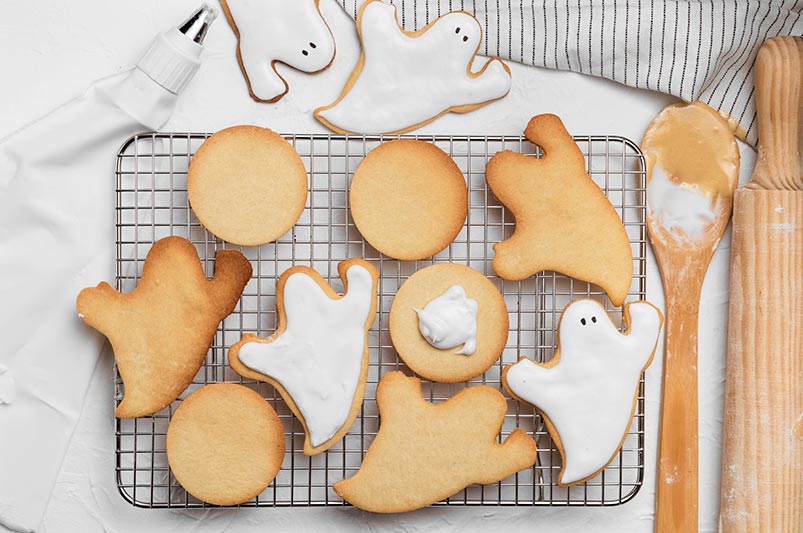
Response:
[222,0,335,102]
[314,0,512,134]
[502,299,663,486]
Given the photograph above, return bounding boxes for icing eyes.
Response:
[463,36,469,42]
[591,316,597,323]
[455,27,460,34]
[302,43,317,57]
[580,316,598,326]
[580,318,586,326]
[455,27,469,41]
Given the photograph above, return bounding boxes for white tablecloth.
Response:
[0,0,755,531]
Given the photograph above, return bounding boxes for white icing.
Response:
[238,264,375,447]
[414,285,478,355]
[0,365,16,406]
[504,300,662,485]
[315,0,511,134]
[647,164,720,243]
[225,0,335,101]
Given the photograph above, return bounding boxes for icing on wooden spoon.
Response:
[644,102,739,249]
[641,101,739,533]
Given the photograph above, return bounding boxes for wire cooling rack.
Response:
[115,132,647,508]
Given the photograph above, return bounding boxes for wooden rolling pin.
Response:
[719,37,802,532]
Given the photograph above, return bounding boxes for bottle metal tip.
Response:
[179,3,218,45]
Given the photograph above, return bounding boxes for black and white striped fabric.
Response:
[337,0,802,146]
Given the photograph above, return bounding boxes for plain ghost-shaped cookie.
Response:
[486,114,633,306]
[333,371,537,512]
[77,236,252,418]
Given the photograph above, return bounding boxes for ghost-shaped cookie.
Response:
[77,236,253,418]
[486,114,634,306]
[502,299,663,485]
[222,0,335,102]
[334,371,537,512]
[314,0,512,134]
[228,259,379,455]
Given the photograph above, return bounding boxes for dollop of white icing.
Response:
[238,264,374,447]
[504,300,662,484]
[414,285,478,355]
[647,164,720,242]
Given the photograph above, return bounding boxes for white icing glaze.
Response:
[225,0,335,101]
[315,0,511,134]
[647,164,721,243]
[238,264,374,447]
[504,300,662,484]
[0,365,16,406]
[414,285,478,355]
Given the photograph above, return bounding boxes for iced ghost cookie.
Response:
[187,125,308,246]
[221,0,335,102]
[502,299,663,485]
[334,372,537,512]
[166,383,285,505]
[389,263,508,383]
[349,140,468,260]
[76,236,252,418]
[228,259,378,455]
[314,0,511,134]
[486,114,633,306]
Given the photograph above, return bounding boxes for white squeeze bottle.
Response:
[0,5,216,532]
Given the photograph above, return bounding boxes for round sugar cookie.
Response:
[349,140,467,260]
[389,263,508,383]
[188,125,307,246]
[166,383,285,505]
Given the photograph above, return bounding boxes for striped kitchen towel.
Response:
[337,0,802,146]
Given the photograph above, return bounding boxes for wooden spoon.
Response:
[641,101,740,533]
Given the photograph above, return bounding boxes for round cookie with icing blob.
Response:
[314,0,511,134]
[350,140,468,260]
[166,383,285,506]
[188,125,307,246]
[221,0,335,103]
[390,263,508,383]
[502,299,663,486]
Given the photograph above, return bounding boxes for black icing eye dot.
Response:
[580,318,587,326]
[302,50,309,56]
[455,27,461,34]
[309,42,317,49]
[591,316,597,323]
[462,35,469,42]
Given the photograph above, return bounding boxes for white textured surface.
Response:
[0,0,753,531]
